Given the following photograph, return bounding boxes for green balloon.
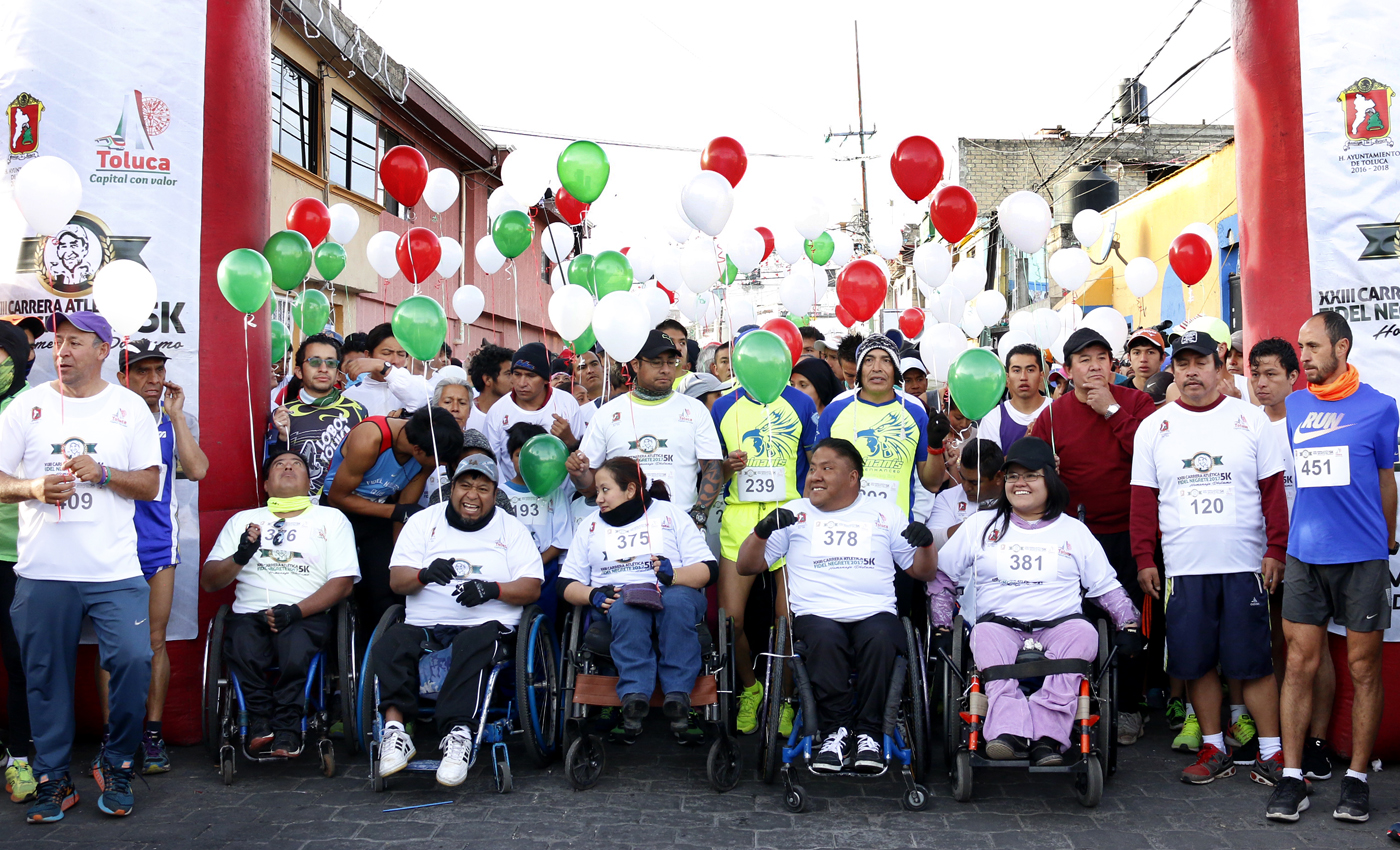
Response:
[804,232,835,266]
[391,295,448,362]
[568,254,596,296]
[313,241,347,281]
[519,433,570,497]
[216,248,272,314]
[270,319,291,361]
[787,313,810,327]
[721,256,738,286]
[492,209,533,259]
[263,229,313,291]
[292,288,331,335]
[556,140,610,204]
[592,250,633,297]
[567,326,596,353]
[947,348,1006,421]
[732,329,793,405]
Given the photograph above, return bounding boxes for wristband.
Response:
[928,448,945,457]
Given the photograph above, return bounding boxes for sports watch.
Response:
[1103,403,1121,419]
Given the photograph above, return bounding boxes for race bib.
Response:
[512,493,549,524]
[55,484,98,523]
[859,478,899,503]
[735,466,786,502]
[995,541,1056,583]
[1295,446,1350,488]
[606,526,653,562]
[1177,481,1235,527]
[811,518,873,559]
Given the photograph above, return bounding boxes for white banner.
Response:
[0,3,207,639]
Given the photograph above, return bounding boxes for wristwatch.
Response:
[377,360,391,379]
[1103,403,1121,419]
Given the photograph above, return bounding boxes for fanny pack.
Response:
[416,624,464,697]
[620,581,664,611]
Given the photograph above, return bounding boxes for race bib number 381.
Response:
[995,541,1055,583]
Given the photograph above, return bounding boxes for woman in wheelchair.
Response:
[371,454,544,787]
[930,437,1142,767]
[558,458,717,737]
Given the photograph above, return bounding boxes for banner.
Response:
[0,3,207,639]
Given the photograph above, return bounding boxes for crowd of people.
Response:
[0,304,1393,832]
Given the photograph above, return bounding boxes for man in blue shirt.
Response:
[1267,311,1399,825]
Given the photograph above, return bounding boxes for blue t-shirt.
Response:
[134,411,178,569]
[1286,383,1399,564]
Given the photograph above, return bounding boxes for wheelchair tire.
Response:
[559,606,584,753]
[1075,752,1103,808]
[495,759,513,794]
[902,617,928,782]
[335,602,359,754]
[516,605,560,768]
[952,750,973,802]
[319,738,335,778]
[716,607,734,736]
[564,733,606,790]
[902,784,931,812]
[759,615,789,785]
[1097,620,1119,778]
[202,606,229,762]
[358,605,405,757]
[707,733,742,793]
[784,782,805,813]
[220,749,235,786]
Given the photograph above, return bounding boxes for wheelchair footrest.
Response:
[403,759,442,772]
[570,673,718,707]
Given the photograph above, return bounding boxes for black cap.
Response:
[1062,327,1112,359]
[1002,437,1056,474]
[511,342,551,379]
[636,329,680,361]
[1171,329,1218,359]
[119,338,170,368]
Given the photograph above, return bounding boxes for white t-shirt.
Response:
[1234,373,1251,403]
[0,382,162,581]
[464,401,491,438]
[501,480,574,553]
[928,486,986,549]
[1131,397,1285,578]
[939,512,1120,624]
[579,392,723,512]
[207,505,360,614]
[390,505,544,628]
[977,398,1050,450]
[579,397,602,430]
[763,495,917,623]
[344,378,397,419]
[560,499,714,588]
[485,389,586,484]
[1269,416,1297,514]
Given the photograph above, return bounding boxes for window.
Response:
[379,125,409,217]
[270,52,317,173]
[329,95,378,198]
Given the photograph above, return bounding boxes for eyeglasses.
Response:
[271,519,288,546]
[641,357,682,368]
[304,357,340,369]
[1005,471,1045,484]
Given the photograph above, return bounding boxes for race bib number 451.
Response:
[1295,446,1350,488]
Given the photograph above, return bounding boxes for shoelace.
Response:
[384,730,412,758]
[440,731,472,762]
[857,734,881,753]
[1193,744,1223,766]
[33,780,67,806]
[103,765,134,796]
[819,729,848,755]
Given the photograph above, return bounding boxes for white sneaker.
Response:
[378,724,416,777]
[435,725,474,787]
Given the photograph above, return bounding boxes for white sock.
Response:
[1230,704,1246,725]
[1283,767,1304,780]
[1185,702,1195,718]
[1204,732,1225,750]
[384,720,405,733]
[10,756,25,766]
[1346,769,1368,783]
[1259,736,1281,759]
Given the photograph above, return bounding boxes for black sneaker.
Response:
[1303,737,1333,781]
[852,734,883,773]
[1334,776,1370,822]
[247,717,273,752]
[1030,737,1064,766]
[662,692,691,734]
[620,694,648,735]
[984,733,1029,760]
[812,727,849,773]
[1266,776,1311,822]
[270,731,302,758]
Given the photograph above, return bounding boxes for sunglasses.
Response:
[304,357,340,369]
[271,518,288,546]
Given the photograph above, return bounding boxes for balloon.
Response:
[931,185,978,244]
[872,225,903,259]
[961,303,985,338]
[721,255,739,286]
[1169,232,1212,286]
[974,289,1008,326]
[435,237,463,279]
[732,330,793,404]
[920,322,967,383]
[828,230,854,268]
[726,292,758,329]
[1058,301,1084,334]
[475,235,506,275]
[1047,246,1092,292]
[1071,209,1103,248]
[774,228,806,265]
[367,231,401,278]
[930,285,965,328]
[270,319,291,362]
[217,249,272,314]
[950,258,987,300]
[1125,256,1159,298]
[554,187,589,225]
[1008,310,1034,338]
[292,288,331,335]
[804,232,835,266]
[701,136,747,187]
[569,254,597,296]
[1050,328,1071,364]
[452,284,485,325]
[680,170,734,237]
[653,243,683,289]
[723,228,765,274]
[1033,308,1061,348]
[627,243,654,282]
[755,227,775,262]
[263,229,313,291]
[638,284,670,325]
[567,326,596,353]
[487,187,528,221]
[491,209,533,260]
[655,281,675,303]
[835,259,887,322]
[380,145,428,207]
[92,260,156,338]
[391,294,448,361]
[1083,306,1128,355]
[661,204,694,243]
[913,243,952,289]
[395,227,442,284]
[548,284,595,341]
[889,136,944,203]
[14,156,82,235]
[313,240,347,281]
[761,317,803,365]
[423,167,460,214]
[328,203,359,244]
[997,190,1053,253]
[501,148,545,206]
[793,197,828,241]
[592,251,634,297]
[886,329,906,350]
[676,288,701,321]
[779,270,816,316]
[997,328,1035,358]
[1181,222,1219,268]
[286,197,331,247]
[593,290,649,361]
[680,239,719,293]
[557,140,610,204]
[518,434,570,497]
[899,308,925,340]
[835,305,856,328]
[541,222,575,264]
[947,348,1006,420]
[1186,315,1231,346]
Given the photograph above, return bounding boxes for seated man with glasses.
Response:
[269,334,367,498]
[202,451,360,757]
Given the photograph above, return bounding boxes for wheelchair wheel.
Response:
[319,737,335,778]
[759,615,789,785]
[202,605,230,761]
[220,749,235,786]
[335,602,359,754]
[902,617,928,782]
[358,605,405,756]
[902,784,931,812]
[1097,620,1119,778]
[941,615,966,775]
[1075,753,1103,807]
[495,759,513,794]
[516,604,559,768]
[715,607,735,737]
[559,606,583,753]
[707,734,742,793]
[564,733,606,790]
[952,750,973,802]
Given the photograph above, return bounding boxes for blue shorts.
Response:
[142,562,175,581]
[1164,572,1273,681]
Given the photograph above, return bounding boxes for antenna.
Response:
[1093,211,1119,264]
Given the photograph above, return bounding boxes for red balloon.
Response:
[701,136,747,188]
[286,197,331,247]
[380,145,429,208]
[762,317,803,366]
[395,227,442,284]
[755,227,775,262]
[1169,232,1212,286]
[555,187,589,226]
[835,305,856,328]
[835,259,888,323]
[930,185,978,244]
[656,282,676,304]
[899,307,926,340]
[890,136,945,203]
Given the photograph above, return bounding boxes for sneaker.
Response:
[779,703,795,739]
[662,692,691,735]
[271,731,302,758]
[736,682,762,735]
[1303,737,1334,781]
[247,716,274,752]
[852,734,884,773]
[1334,775,1370,822]
[435,725,473,787]
[24,774,77,824]
[377,725,416,777]
[1165,697,1187,731]
[89,738,107,790]
[96,758,135,817]
[985,734,1030,760]
[675,711,706,746]
[620,693,649,736]
[1031,737,1064,767]
[6,759,37,803]
[812,727,849,773]
[1172,714,1202,753]
[1117,711,1146,746]
[1266,776,1311,822]
[1227,713,1258,764]
[1181,743,1236,784]
[1251,751,1284,786]
[140,730,171,774]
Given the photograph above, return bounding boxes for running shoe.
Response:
[1117,711,1146,746]
[1181,743,1236,784]
[247,717,274,752]
[1266,776,1311,822]
[1165,697,1187,731]
[89,738,107,790]
[24,774,77,824]
[140,730,171,774]
[779,703,795,739]
[435,725,473,787]
[96,758,135,817]
[1304,737,1334,781]
[271,731,302,758]
[1227,713,1257,748]
[852,734,884,773]
[1031,737,1064,767]
[812,727,849,773]
[6,759,37,803]
[377,725,416,777]
[1251,751,1284,786]
[736,681,762,735]
[985,734,1029,761]
[1334,776,1370,823]
[1172,713,1202,753]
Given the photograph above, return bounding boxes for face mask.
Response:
[0,358,14,397]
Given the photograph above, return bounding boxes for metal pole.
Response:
[855,21,868,222]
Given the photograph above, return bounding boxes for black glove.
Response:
[454,579,500,608]
[269,604,303,631]
[391,503,424,524]
[927,410,951,448]
[418,557,457,586]
[932,628,955,661]
[901,521,934,548]
[654,556,675,586]
[232,527,261,566]
[753,507,797,540]
[590,585,617,613]
[1114,628,1147,660]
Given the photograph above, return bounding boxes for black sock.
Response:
[144,720,162,737]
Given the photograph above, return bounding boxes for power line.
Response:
[479,125,873,161]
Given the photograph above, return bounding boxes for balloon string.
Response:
[53,309,63,521]
[511,260,522,347]
[243,315,261,504]
[424,382,441,490]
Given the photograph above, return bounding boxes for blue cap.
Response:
[45,311,113,344]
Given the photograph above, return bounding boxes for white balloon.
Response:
[726,292,757,330]
[1071,209,1104,249]
[1008,311,1034,338]
[950,258,987,300]
[680,239,719,293]
[541,222,575,264]
[653,243,684,289]
[328,203,360,244]
[435,237,464,278]
[549,284,595,342]
[423,168,460,214]
[93,260,156,338]
[793,197,828,241]
[593,290,649,362]
[452,284,485,324]
[1125,256,1159,298]
[974,290,1007,326]
[676,198,699,232]
[961,303,985,338]
[637,284,671,325]
[828,230,854,268]
[627,243,655,282]
[367,231,401,278]
[1050,329,1071,364]
[677,288,701,321]
[1181,222,1219,268]
[487,187,529,221]
[997,328,1035,357]
[680,171,734,238]
[809,262,829,304]
[1047,247,1092,292]
[774,228,807,265]
[920,322,967,383]
[702,291,719,326]
[1083,306,1128,356]
[932,286,963,327]
[550,266,569,292]
[1033,308,1061,348]
[14,156,81,235]
[872,225,904,259]
[779,270,815,316]
[662,206,695,244]
[913,243,952,290]
[474,234,506,275]
[722,228,766,274]
[1058,301,1083,334]
[997,190,1053,253]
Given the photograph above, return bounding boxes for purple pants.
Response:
[970,619,1097,749]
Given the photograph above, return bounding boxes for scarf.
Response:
[600,493,650,527]
[445,500,496,532]
[299,387,342,407]
[632,385,672,403]
[267,496,312,514]
[1309,363,1360,402]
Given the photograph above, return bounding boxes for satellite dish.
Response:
[1093,210,1118,264]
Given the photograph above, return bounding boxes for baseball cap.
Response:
[44,311,113,344]
[1230,330,1244,353]
[451,453,498,484]
[118,338,169,368]
[813,335,838,354]
[677,371,728,400]
[1171,329,1218,359]
[1002,437,1056,474]
[1126,328,1165,353]
[899,356,927,376]
[636,329,681,361]
[1062,327,1112,359]
[1,315,44,340]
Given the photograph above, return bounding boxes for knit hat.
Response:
[511,342,550,379]
[853,334,902,387]
[462,429,495,459]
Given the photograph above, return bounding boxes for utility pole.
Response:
[825,21,876,247]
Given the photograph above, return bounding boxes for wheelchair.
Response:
[936,613,1118,807]
[756,615,931,812]
[357,603,559,793]
[201,600,358,785]
[558,604,742,792]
